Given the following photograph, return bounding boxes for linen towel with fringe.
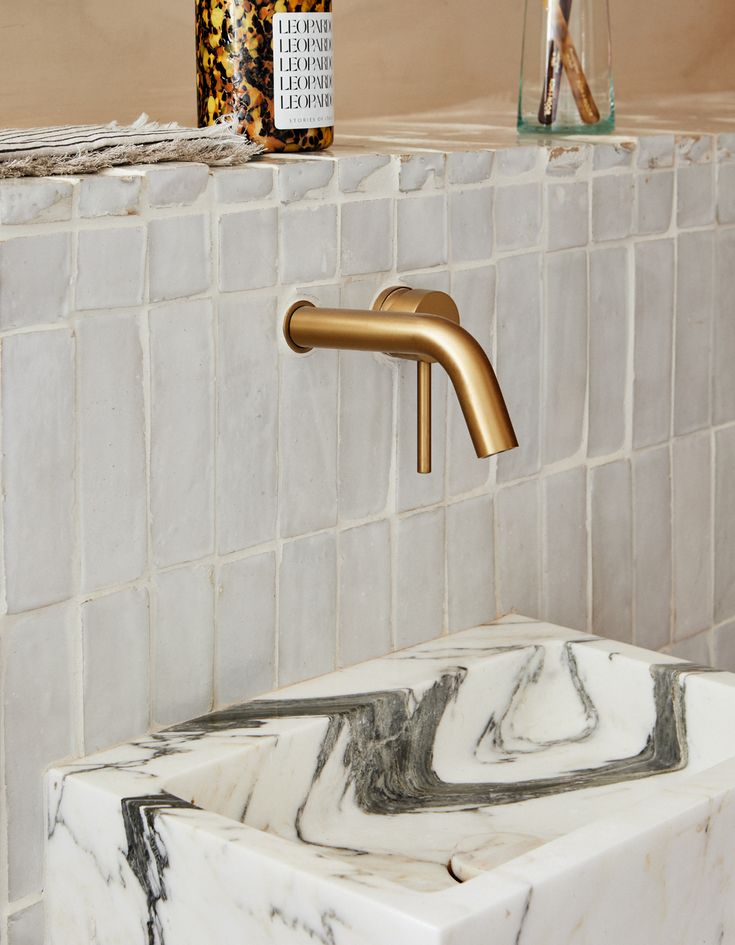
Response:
[0,113,262,178]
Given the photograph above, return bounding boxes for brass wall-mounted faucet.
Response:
[283,286,518,473]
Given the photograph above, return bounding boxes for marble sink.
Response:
[47,616,735,945]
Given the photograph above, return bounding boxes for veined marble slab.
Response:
[46,616,735,944]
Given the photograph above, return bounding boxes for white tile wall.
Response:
[337,153,391,193]
[712,619,735,671]
[588,246,629,457]
[718,163,735,224]
[216,552,276,705]
[591,460,633,643]
[217,295,279,553]
[593,142,633,172]
[495,477,541,618]
[715,426,735,625]
[338,351,393,520]
[714,228,735,425]
[219,207,278,292]
[449,188,493,262]
[3,330,76,613]
[153,564,214,726]
[674,230,714,435]
[677,163,715,228]
[546,180,588,250]
[0,233,71,330]
[672,432,713,640]
[446,150,493,186]
[636,171,674,235]
[3,132,735,940]
[278,532,337,685]
[0,180,73,226]
[146,163,210,208]
[149,214,211,301]
[278,347,339,536]
[592,174,634,241]
[277,158,335,203]
[395,509,445,648]
[397,194,447,269]
[338,520,392,665]
[494,182,542,251]
[399,153,445,192]
[543,250,587,465]
[78,312,147,590]
[341,199,393,275]
[637,134,675,170]
[633,446,672,652]
[446,495,494,632]
[76,226,146,310]
[214,164,274,202]
[280,204,338,283]
[150,299,215,567]
[7,899,44,945]
[3,605,78,900]
[633,239,675,449]
[543,467,588,632]
[496,252,542,481]
[78,173,141,218]
[82,588,149,752]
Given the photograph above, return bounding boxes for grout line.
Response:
[0,337,7,927]
[273,334,284,689]
[141,305,156,728]
[710,426,717,664]
[4,892,42,917]
[209,174,220,711]
[668,181,680,646]
[581,246,592,632]
[625,243,638,646]
[666,439,675,648]
[0,608,7,938]
[335,351,343,668]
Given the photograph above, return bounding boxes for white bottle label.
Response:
[273,12,334,131]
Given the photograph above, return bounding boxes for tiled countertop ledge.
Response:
[1,92,734,227]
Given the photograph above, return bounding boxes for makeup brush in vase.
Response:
[538,0,600,126]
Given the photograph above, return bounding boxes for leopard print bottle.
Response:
[196,0,334,152]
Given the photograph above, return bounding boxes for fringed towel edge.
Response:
[0,114,263,179]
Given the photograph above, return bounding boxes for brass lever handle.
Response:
[417,360,432,474]
[373,287,461,474]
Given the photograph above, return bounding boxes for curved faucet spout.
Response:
[284,295,518,465]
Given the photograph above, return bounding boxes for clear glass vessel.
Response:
[518,0,614,135]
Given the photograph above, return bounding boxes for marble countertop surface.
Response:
[46,615,735,945]
[332,92,735,154]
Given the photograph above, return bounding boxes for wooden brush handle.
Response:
[561,39,601,123]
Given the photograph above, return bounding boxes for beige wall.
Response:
[1,0,734,129]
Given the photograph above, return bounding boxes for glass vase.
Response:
[518,0,614,135]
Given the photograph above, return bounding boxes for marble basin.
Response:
[47,616,735,945]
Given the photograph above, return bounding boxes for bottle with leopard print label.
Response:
[196,0,334,152]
